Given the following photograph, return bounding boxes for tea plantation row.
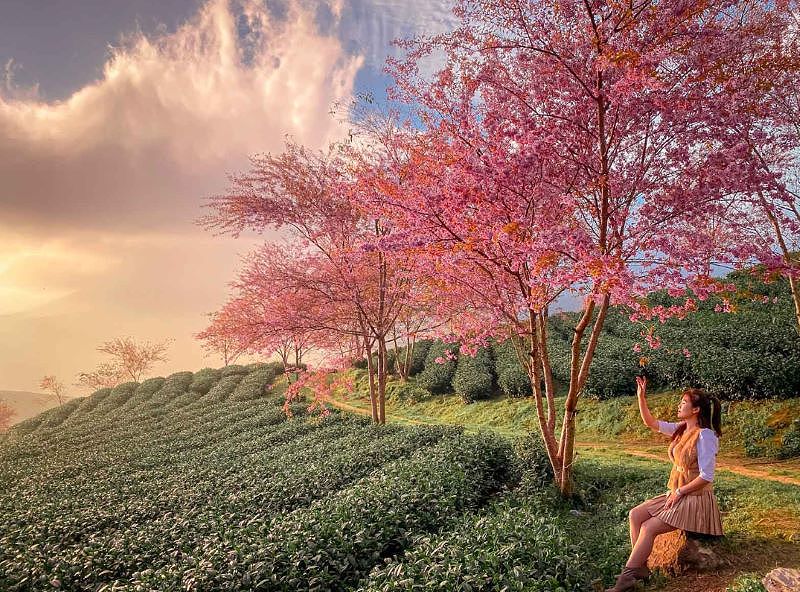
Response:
[0,365,523,591]
[1,364,671,591]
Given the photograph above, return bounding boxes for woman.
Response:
[606,377,724,592]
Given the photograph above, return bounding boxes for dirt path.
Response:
[575,441,800,487]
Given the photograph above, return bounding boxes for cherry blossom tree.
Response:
[200,146,414,423]
[723,30,800,332]
[39,375,67,406]
[75,362,124,390]
[374,0,791,495]
[76,337,172,390]
[196,311,253,366]
[0,399,14,431]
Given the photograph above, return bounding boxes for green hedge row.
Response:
[453,347,495,403]
[492,339,532,399]
[241,433,515,591]
[417,341,460,394]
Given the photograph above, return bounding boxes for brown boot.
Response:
[605,566,651,592]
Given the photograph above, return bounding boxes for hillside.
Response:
[0,390,73,426]
[1,363,797,592]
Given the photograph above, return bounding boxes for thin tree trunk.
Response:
[526,313,563,484]
[759,191,800,334]
[403,335,416,382]
[377,334,388,425]
[364,335,379,424]
[558,294,611,496]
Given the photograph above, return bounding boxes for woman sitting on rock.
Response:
[606,378,724,592]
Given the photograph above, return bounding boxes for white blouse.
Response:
[657,420,719,482]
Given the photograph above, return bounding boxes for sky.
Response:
[0,0,456,393]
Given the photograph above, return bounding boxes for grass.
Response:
[331,369,800,483]
[326,368,800,591]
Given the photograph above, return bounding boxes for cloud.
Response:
[0,0,459,393]
[0,0,362,233]
[0,0,362,391]
[340,0,457,72]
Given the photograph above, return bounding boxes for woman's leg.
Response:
[626,516,677,568]
[628,502,652,547]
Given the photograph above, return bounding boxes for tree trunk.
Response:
[402,335,416,382]
[759,191,800,335]
[377,334,388,425]
[364,336,379,423]
[391,327,402,377]
[558,294,611,496]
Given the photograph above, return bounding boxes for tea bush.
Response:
[417,341,459,394]
[452,346,495,403]
[492,338,531,399]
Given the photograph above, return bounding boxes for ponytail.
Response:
[710,396,722,438]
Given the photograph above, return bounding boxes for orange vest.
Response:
[666,426,713,495]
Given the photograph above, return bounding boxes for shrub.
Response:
[189,368,222,395]
[205,374,245,402]
[514,431,555,491]
[37,398,85,430]
[230,366,279,401]
[408,339,434,376]
[385,381,430,404]
[492,339,532,399]
[544,270,800,401]
[159,372,194,397]
[118,377,165,411]
[778,419,800,459]
[725,573,768,592]
[248,433,515,591]
[417,340,459,394]
[93,381,139,415]
[452,346,495,403]
[66,387,113,421]
[220,364,249,377]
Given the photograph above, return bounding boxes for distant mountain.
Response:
[0,390,68,426]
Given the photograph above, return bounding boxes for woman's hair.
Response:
[671,387,723,441]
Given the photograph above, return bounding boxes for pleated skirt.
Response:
[642,489,724,536]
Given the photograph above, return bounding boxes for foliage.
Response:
[492,339,531,399]
[514,431,555,492]
[417,341,459,394]
[0,363,523,592]
[385,381,430,405]
[38,398,85,430]
[229,365,280,401]
[452,346,495,403]
[725,573,768,592]
[189,368,222,395]
[779,419,800,459]
[220,364,250,377]
[246,433,514,591]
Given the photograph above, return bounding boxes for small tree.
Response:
[39,375,67,405]
[196,311,253,366]
[0,399,15,431]
[75,362,125,390]
[97,337,172,382]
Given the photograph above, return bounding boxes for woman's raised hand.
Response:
[636,376,648,397]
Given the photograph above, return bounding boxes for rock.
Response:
[647,530,727,576]
[763,568,800,592]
